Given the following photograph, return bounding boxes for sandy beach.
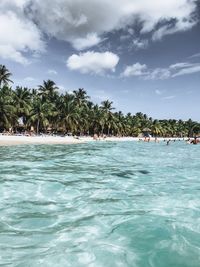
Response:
[0,135,85,146]
[0,135,186,146]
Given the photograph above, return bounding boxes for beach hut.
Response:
[142,127,151,137]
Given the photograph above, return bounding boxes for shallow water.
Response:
[0,141,200,267]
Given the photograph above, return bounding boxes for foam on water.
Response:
[0,141,200,266]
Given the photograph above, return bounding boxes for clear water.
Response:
[0,141,200,267]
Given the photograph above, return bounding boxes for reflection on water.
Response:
[0,142,200,266]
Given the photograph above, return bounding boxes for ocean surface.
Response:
[0,141,200,267]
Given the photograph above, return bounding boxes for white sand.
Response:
[0,135,186,146]
[0,135,85,146]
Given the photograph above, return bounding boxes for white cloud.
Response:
[152,19,196,41]
[0,44,28,65]
[127,28,134,35]
[0,3,44,64]
[189,52,200,59]
[169,62,200,77]
[120,34,131,42]
[57,85,74,94]
[24,77,35,82]
[0,0,198,63]
[121,64,171,80]
[57,85,68,93]
[172,64,200,77]
[122,63,147,77]
[132,39,148,49]
[122,61,200,79]
[67,51,119,75]
[93,89,110,101]
[71,33,102,50]
[145,68,171,80]
[29,0,197,48]
[162,95,176,100]
[12,1,200,48]
[169,62,197,69]
[47,69,58,75]
[122,64,170,80]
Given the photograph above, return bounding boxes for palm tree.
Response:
[0,86,16,129]
[1,67,200,136]
[0,65,13,87]
[101,100,114,112]
[88,104,102,135]
[13,87,32,126]
[38,80,58,102]
[28,97,50,134]
[73,88,89,107]
[151,120,163,137]
[114,111,124,136]
[59,97,80,133]
[177,119,186,137]
[100,100,115,135]
[192,123,200,137]
[186,120,200,137]
[185,119,199,137]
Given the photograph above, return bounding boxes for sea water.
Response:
[0,141,200,267]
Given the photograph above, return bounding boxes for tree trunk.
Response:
[107,126,110,136]
[37,119,40,135]
[101,125,104,135]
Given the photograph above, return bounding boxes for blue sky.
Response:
[0,0,200,120]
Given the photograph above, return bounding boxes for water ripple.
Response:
[0,142,200,266]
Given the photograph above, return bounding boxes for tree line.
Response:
[0,64,200,137]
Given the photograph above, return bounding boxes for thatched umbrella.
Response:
[142,127,151,137]
[142,127,151,132]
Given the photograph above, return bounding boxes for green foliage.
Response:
[0,65,199,136]
[0,65,13,87]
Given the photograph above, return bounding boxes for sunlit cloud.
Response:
[67,51,119,75]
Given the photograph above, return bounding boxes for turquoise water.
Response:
[0,141,200,267]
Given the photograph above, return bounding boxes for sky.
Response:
[0,0,200,121]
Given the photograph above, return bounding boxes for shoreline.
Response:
[0,135,188,146]
[0,135,85,146]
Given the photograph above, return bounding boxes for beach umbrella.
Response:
[142,127,151,132]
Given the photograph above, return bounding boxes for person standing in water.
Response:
[191,137,198,144]
[166,140,170,145]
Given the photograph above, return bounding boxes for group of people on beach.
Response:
[185,137,199,145]
[93,134,107,140]
[139,136,199,145]
[92,134,200,145]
